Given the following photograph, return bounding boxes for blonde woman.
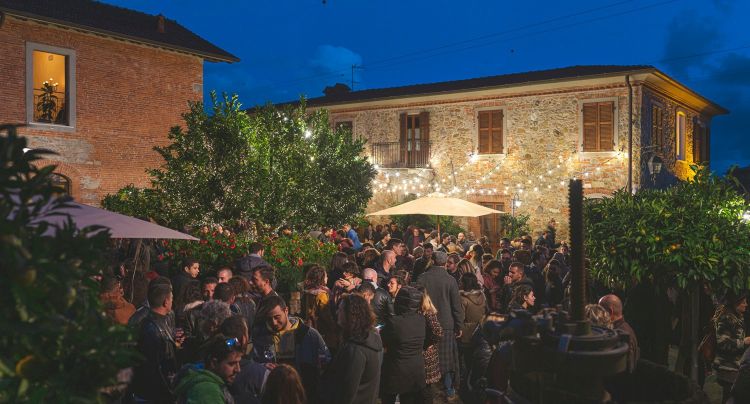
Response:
[416,285,443,398]
[584,304,612,329]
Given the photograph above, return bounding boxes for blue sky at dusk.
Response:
[108,0,750,174]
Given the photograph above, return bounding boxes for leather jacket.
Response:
[132,310,177,402]
[371,287,394,325]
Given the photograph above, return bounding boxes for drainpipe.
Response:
[626,75,633,194]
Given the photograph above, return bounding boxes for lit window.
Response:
[676,111,686,160]
[26,43,76,127]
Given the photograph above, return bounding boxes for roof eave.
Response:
[649,69,728,116]
[2,9,239,63]
[304,67,659,108]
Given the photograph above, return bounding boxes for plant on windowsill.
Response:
[35,80,59,123]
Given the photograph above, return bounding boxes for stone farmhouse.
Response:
[303,65,727,245]
[0,0,237,205]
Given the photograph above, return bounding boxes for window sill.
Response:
[26,122,76,133]
[577,151,618,159]
[476,153,506,160]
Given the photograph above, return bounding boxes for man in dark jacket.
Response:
[499,262,535,313]
[171,258,200,300]
[362,268,393,324]
[252,296,330,403]
[251,266,280,323]
[412,242,433,281]
[417,251,465,397]
[236,242,270,279]
[131,284,178,403]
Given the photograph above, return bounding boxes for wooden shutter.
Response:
[399,113,407,164]
[478,110,503,154]
[704,126,710,164]
[582,103,598,152]
[419,111,430,142]
[652,105,663,148]
[478,111,490,153]
[582,102,614,152]
[598,102,614,151]
[491,110,503,154]
[692,118,700,163]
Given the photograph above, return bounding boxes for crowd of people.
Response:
[97,222,750,403]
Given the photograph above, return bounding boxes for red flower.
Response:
[200,239,208,245]
[230,244,236,249]
[161,240,169,247]
[277,258,283,263]
[297,258,303,266]
[157,254,164,261]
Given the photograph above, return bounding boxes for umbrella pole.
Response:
[436,215,441,239]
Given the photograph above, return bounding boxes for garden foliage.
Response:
[0,125,136,402]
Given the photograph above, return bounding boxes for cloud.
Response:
[308,45,363,86]
[707,53,750,87]
[661,10,722,77]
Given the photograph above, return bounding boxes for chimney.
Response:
[157,14,165,33]
[323,83,351,97]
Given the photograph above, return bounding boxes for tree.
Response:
[103,93,375,234]
[498,214,531,239]
[584,166,750,376]
[0,125,136,402]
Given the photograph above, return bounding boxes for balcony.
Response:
[371,141,431,169]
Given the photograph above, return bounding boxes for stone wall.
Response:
[333,83,647,242]
[0,17,203,205]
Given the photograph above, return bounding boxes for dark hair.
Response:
[219,315,248,341]
[202,333,243,364]
[249,242,264,254]
[214,283,235,303]
[388,274,406,287]
[509,261,525,272]
[147,284,172,308]
[422,242,434,250]
[150,276,172,288]
[386,238,403,250]
[228,276,251,295]
[259,295,287,319]
[500,237,511,243]
[461,272,481,291]
[182,257,199,271]
[511,284,533,306]
[362,248,380,268]
[499,248,512,257]
[330,252,348,272]
[357,282,376,296]
[339,294,375,341]
[202,276,218,286]
[262,364,306,404]
[341,261,360,277]
[100,276,120,293]
[253,266,275,283]
[175,280,203,311]
[304,265,327,290]
[483,259,503,274]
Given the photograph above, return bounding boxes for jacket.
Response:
[251,317,330,403]
[371,287,393,325]
[175,368,234,404]
[131,311,177,402]
[235,254,269,278]
[327,330,383,404]
[100,291,136,325]
[229,358,267,404]
[412,256,432,281]
[171,272,194,301]
[301,287,339,350]
[347,228,362,251]
[499,277,534,313]
[381,294,426,394]
[417,266,465,331]
[714,310,746,380]
[460,290,487,347]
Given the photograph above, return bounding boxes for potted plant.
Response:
[35,80,59,123]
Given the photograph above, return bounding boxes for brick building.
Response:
[301,66,727,245]
[0,0,237,204]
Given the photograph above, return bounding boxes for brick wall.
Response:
[331,84,647,242]
[0,16,203,205]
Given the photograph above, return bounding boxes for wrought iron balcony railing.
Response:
[371,141,431,169]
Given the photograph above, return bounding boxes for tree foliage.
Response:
[0,125,136,402]
[584,166,750,292]
[103,93,376,234]
[498,213,532,239]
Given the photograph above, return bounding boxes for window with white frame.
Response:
[26,43,76,127]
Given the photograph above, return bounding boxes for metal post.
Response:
[569,179,586,322]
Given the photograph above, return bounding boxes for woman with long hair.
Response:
[713,290,750,403]
[301,265,338,350]
[327,252,349,289]
[333,261,362,305]
[508,284,535,312]
[262,364,306,404]
[325,294,383,404]
[416,286,443,403]
[466,244,485,287]
[544,259,564,307]
[481,260,503,312]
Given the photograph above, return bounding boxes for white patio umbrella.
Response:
[366,196,504,235]
[32,201,198,240]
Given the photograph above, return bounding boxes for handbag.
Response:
[697,329,716,363]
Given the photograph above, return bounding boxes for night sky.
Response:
[108,0,750,174]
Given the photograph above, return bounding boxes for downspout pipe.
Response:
[626,75,633,194]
